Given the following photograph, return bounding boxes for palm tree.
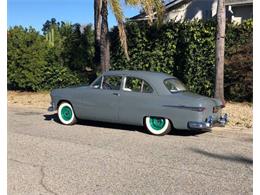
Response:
[94,0,102,71]
[214,0,226,104]
[94,0,164,72]
[100,0,111,72]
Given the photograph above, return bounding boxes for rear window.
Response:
[164,78,186,93]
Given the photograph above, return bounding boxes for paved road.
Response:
[8,106,252,195]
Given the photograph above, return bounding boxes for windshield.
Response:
[164,78,187,93]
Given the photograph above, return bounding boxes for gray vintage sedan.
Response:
[48,70,228,135]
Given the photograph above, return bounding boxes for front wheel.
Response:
[58,102,77,125]
[145,116,172,136]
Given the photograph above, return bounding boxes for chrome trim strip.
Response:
[162,105,204,111]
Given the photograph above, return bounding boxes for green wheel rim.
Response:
[149,117,165,130]
[61,106,73,121]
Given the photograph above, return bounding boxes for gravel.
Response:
[8,106,252,195]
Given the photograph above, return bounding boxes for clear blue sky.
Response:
[8,0,140,32]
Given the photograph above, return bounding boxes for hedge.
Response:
[8,20,252,101]
[7,26,88,91]
[110,19,253,101]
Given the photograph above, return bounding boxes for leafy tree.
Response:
[8,26,48,91]
[42,45,82,90]
[42,18,95,72]
[61,23,95,71]
[7,23,90,91]
[82,25,95,70]
[224,19,253,101]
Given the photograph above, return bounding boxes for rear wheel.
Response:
[58,102,77,125]
[145,116,171,135]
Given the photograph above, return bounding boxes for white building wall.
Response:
[165,0,218,22]
[164,0,252,24]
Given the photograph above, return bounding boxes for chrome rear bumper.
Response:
[188,114,228,129]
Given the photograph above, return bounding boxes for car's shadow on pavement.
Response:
[44,113,60,123]
[43,113,208,137]
[190,148,253,165]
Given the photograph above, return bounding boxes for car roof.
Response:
[103,70,175,80]
[103,70,176,95]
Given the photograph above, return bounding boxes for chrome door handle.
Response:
[112,93,120,96]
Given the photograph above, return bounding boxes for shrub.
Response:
[7,26,85,91]
[42,47,83,90]
[8,26,48,91]
[110,19,253,101]
[225,20,253,101]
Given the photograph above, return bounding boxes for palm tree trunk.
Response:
[100,0,110,72]
[94,0,102,70]
[214,0,226,104]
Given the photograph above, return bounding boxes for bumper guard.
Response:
[188,114,228,129]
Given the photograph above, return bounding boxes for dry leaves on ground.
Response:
[8,91,50,108]
[223,101,252,129]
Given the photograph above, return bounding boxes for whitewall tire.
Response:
[145,116,171,135]
[58,102,77,125]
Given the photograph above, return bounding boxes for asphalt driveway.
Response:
[8,106,253,195]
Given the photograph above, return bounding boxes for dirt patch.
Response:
[7,91,253,129]
[223,102,252,129]
[8,91,50,109]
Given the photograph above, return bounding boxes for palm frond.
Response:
[153,0,164,25]
[142,0,164,25]
[126,0,164,26]
[141,0,154,25]
[125,0,140,6]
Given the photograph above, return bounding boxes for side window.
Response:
[125,77,142,92]
[142,81,153,93]
[92,76,102,89]
[102,76,122,90]
[124,77,153,93]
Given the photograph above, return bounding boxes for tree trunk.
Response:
[100,0,110,72]
[94,0,102,71]
[214,0,226,104]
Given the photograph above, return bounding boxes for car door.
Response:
[119,76,157,126]
[75,75,122,123]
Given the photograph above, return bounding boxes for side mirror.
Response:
[93,85,100,89]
